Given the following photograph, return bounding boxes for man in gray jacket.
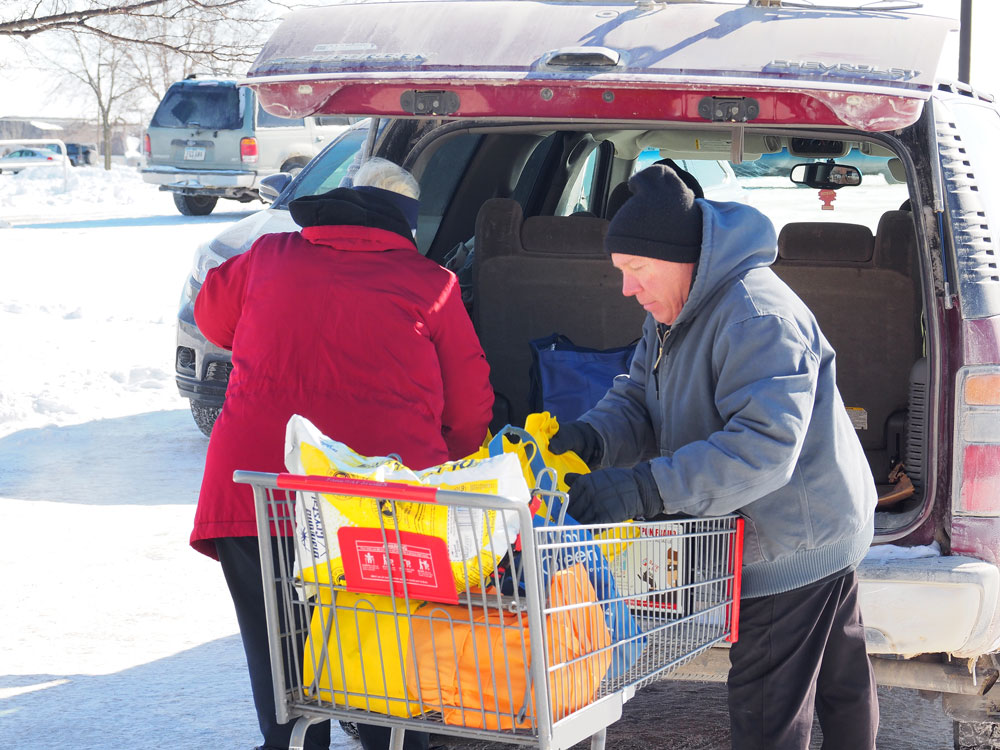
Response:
[550,164,879,750]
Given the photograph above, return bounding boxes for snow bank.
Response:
[0,163,175,221]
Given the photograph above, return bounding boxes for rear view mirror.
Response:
[790,161,862,190]
[259,172,292,203]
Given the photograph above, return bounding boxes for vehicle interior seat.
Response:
[773,216,922,483]
[473,197,647,429]
[606,181,633,219]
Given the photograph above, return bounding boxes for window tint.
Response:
[257,104,305,128]
[150,83,242,130]
[415,134,482,253]
[284,129,368,202]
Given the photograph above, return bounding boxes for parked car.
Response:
[177,3,1000,745]
[63,143,97,167]
[0,147,68,174]
[141,76,352,216]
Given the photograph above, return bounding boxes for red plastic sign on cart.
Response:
[338,527,459,604]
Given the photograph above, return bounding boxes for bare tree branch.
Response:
[1,0,270,58]
[4,0,189,37]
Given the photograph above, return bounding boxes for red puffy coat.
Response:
[190,197,493,558]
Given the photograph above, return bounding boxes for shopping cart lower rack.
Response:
[234,471,743,750]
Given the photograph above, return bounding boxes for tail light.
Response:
[143,134,151,157]
[953,368,1000,514]
[240,137,258,164]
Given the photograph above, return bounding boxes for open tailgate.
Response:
[245,0,954,131]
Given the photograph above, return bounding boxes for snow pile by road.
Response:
[0,167,264,438]
[0,163,175,221]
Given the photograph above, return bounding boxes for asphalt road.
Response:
[437,680,955,750]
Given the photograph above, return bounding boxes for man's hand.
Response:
[548,421,603,467]
[564,463,662,524]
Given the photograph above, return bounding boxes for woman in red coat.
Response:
[191,158,494,750]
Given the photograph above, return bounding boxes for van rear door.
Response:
[244,1,953,132]
[147,80,249,170]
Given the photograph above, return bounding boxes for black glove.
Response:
[565,463,662,524]
[549,421,603,467]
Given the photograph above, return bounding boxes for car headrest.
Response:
[777,222,875,264]
[475,197,608,259]
[606,181,633,220]
[874,210,917,276]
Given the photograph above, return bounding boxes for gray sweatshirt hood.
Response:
[674,199,778,327]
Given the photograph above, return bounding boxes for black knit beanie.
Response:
[654,158,705,199]
[605,164,703,263]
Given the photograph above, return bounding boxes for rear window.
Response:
[257,104,304,128]
[150,83,242,130]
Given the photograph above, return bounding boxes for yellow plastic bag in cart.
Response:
[473,412,590,500]
[284,415,530,598]
[511,413,637,561]
[405,562,612,729]
[302,590,423,717]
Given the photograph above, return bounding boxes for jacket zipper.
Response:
[652,324,672,398]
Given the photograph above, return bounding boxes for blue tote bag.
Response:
[529,333,638,423]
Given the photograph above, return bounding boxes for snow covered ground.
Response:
[0,165,364,749]
[0,164,943,749]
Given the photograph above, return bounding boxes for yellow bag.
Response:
[285,415,529,595]
[469,412,589,497]
[302,590,422,717]
[497,412,636,559]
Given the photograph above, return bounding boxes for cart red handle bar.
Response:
[274,473,441,503]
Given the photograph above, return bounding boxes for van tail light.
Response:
[240,137,258,164]
[953,368,1000,514]
[143,134,151,157]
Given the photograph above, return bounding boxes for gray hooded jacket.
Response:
[582,199,877,598]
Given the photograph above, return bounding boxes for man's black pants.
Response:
[216,537,428,750]
[727,570,878,750]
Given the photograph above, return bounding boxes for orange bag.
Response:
[405,563,612,730]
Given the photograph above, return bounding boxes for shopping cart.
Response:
[233,470,743,750]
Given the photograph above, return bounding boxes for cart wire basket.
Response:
[233,470,743,750]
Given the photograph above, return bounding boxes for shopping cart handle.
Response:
[274,473,441,503]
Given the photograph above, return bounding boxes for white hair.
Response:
[353,157,420,200]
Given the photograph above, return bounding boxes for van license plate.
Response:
[184,147,206,161]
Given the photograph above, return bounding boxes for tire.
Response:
[955,721,1000,750]
[280,157,310,177]
[190,402,221,437]
[173,193,218,216]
